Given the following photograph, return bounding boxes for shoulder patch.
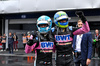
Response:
[69,26,72,31]
[36,37,38,40]
[51,27,55,32]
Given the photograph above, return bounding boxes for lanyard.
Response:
[95,34,100,39]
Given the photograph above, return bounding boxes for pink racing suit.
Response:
[25,33,55,66]
[52,21,90,66]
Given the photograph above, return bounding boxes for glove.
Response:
[27,38,39,46]
[31,31,37,39]
[32,30,37,36]
[27,40,34,46]
[75,11,84,17]
[75,11,87,23]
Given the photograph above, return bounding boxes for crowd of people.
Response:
[0,32,31,54]
[0,34,6,51]
[0,33,19,54]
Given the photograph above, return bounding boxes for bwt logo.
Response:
[55,34,70,41]
[40,42,54,48]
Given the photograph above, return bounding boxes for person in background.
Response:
[73,20,92,66]
[27,32,31,41]
[13,33,18,51]
[22,34,27,50]
[8,32,14,54]
[92,38,96,58]
[0,34,2,44]
[94,29,100,58]
[1,34,6,51]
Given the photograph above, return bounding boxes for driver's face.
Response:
[60,20,67,23]
[40,24,48,28]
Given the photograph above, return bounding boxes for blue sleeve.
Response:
[87,32,92,59]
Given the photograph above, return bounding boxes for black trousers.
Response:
[8,44,13,53]
[98,46,100,57]
[36,53,52,66]
[56,54,74,66]
[92,44,96,57]
[23,43,26,49]
[97,41,100,57]
[74,55,86,66]
[2,43,6,50]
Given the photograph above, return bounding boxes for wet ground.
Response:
[0,55,99,66]
[89,58,100,66]
[0,56,34,66]
[0,49,99,66]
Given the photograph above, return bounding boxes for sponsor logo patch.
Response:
[55,34,71,42]
[40,42,54,49]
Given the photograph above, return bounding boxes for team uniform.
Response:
[52,11,90,66]
[25,16,55,66]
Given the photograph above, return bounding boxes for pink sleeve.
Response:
[73,21,90,35]
[25,43,37,54]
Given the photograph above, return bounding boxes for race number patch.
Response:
[40,42,54,49]
[55,34,72,42]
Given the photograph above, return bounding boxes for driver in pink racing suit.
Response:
[52,11,90,66]
[25,15,55,66]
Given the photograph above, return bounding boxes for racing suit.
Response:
[52,12,90,66]
[25,31,55,66]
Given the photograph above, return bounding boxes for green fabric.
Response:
[93,39,96,42]
[93,39,96,44]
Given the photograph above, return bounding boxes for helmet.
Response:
[37,15,52,33]
[54,11,69,28]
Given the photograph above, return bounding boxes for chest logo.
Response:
[40,42,54,48]
[55,34,71,42]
